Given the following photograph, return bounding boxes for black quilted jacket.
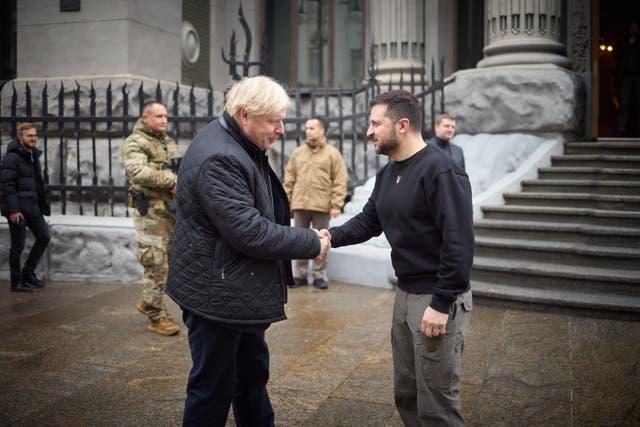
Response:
[0,140,50,217]
[166,112,320,325]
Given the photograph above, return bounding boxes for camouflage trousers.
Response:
[133,199,175,321]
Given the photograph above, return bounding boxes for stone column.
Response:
[477,0,571,68]
[368,0,425,84]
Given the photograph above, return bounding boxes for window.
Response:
[266,0,363,89]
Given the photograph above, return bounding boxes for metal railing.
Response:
[0,59,452,216]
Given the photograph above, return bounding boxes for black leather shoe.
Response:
[22,272,44,288]
[313,278,328,290]
[289,277,308,288]
[10,280,34,293]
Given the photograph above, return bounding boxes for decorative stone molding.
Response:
[181,21,201,68]
[478,0,571,68]
[567,0,591,73]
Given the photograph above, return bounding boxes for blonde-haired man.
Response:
[167,76,329,425]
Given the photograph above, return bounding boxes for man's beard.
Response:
[374,128,399,156]
[306,135,323,149]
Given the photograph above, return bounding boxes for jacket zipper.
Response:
[278,262,288,304]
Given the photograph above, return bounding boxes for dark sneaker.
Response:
[312,278,328,290]
[10,280,34,293]
[289,277,308,288]
[22,272,44,288]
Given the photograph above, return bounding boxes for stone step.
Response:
[551,154,640,169]
[471,257,640,312]
[473,218,640,248]
[537,167,640,181]
[480,205,640,227]
[471,139,640,313]
[502,192,640,211]
[521,179,640,195]
[471,280,640,312]
[474,237,640,271]
[565,141,640,156]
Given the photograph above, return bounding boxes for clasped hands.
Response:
[314,229,332,261]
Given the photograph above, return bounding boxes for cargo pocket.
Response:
[138,245,165,268]
[422,332,463,393]
[461,290,473,312]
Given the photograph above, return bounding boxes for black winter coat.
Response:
[166,112,321,325]
[0,140,50,217]
[431,136,466,172]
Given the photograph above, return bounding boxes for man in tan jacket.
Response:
[284,116,348,289]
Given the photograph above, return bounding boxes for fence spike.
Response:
[25,82,32,119]
[208,81,214,118]
[1,71,453,217]
[138,81,144,115]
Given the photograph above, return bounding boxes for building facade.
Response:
[2,0,635,139]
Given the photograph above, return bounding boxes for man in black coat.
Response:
[1,122,51,292]
[430,113,465,171]
[166,76,329,426]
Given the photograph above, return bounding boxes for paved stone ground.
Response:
[1,280,639,426]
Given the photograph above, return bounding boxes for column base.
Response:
[477,39,571,68]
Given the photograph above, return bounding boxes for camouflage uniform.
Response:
[122,118,180,321]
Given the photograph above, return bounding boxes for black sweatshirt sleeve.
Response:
[329,182,383,247]
[428,169,475,313]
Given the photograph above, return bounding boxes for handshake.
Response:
[314,229,332,261]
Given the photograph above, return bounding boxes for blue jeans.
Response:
[182,309,274,427]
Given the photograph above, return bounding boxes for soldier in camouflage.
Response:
[122,101,181,336]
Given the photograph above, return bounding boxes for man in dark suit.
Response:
[430,113,465,171]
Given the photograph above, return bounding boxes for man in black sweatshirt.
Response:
[320,90,474,426]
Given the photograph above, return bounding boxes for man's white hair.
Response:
[225,76,290,117]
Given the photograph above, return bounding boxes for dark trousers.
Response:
[7,211,50,284]
[182,309,274,427]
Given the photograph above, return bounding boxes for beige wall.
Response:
[17,0,181,81]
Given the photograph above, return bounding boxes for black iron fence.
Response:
[0,59,452,216]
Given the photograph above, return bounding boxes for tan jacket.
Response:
[284,138,348,213]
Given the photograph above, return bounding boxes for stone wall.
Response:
[0,216,142,283]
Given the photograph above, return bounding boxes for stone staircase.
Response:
[472,140,640,312]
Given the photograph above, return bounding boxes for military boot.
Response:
[148,316,180,336]
[137,301,175,322]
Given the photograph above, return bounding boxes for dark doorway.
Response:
[598,1,640,137]
[456,0,484,70]
[0,0,17,83]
